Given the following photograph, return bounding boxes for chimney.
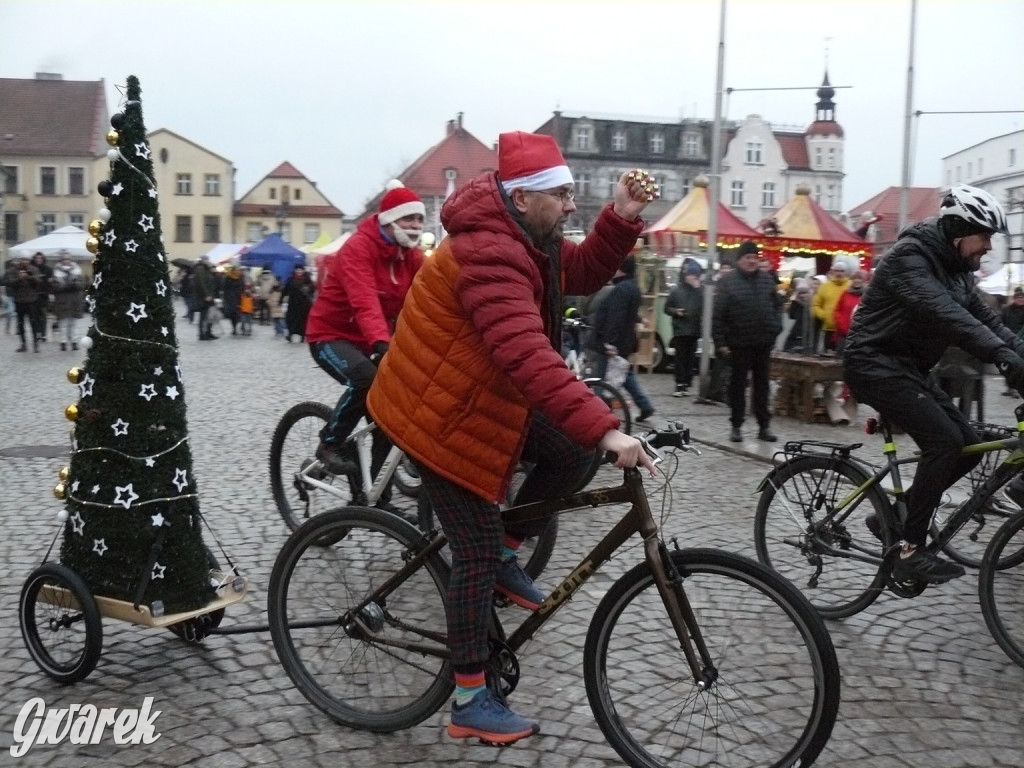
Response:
[446,119,455,136]
[35,72,63,80]
[457,112,463,131]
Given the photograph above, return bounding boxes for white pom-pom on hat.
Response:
[384,179,405,192]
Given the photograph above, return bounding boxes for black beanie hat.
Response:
[737,240,760,258]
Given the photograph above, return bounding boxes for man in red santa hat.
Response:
[368,131,657,743]
[306,179,425,515]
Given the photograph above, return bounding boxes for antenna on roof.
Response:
[824,36,832,70]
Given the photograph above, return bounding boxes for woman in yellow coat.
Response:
[812,262,851,351]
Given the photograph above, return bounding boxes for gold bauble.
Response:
[59,466,70,482]
[53,483,67,500]
[65,404,79,421]
[67,367,83,384]
[106,129,120,146]
[88,219,104,237]
[86,237,100,254]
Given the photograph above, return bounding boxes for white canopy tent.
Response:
[203,243,249,265]
[10,226,91,261]
[977,264,1024,296]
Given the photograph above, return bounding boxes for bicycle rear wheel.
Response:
[392,454,421,498]
[584,548,840,768]
[267,507,453,731]
[270,401,351,532]
[979,510,1024,668]
[755,455,892,619]
[587,379,632,436]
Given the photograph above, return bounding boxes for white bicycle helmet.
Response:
[940,184,1009,234]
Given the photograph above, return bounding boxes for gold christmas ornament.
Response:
[626,169,660,202]
[88,219,105,237]
[106,129,120,146]
[59,466,70,482]
[67,367,84,384]
[65,404,79,421]
[86,237,100,254]
[53,483,67,500]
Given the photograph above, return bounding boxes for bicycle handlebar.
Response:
[606,423,699,468]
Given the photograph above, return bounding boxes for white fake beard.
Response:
[392,225,423,249]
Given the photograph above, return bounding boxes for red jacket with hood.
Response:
[305,214,423,352]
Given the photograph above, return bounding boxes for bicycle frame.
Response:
[297,417,404,506]
[343,463,716,687]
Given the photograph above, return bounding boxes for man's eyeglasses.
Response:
[530,188,576,204]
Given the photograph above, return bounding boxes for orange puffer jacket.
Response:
[367,172,643,502]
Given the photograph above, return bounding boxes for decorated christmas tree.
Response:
[58,75,214,615]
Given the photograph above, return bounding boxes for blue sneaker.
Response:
[494,555,544,610]
[448,689,539,744]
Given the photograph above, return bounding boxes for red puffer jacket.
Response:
[367,172,643,502]
[305,214,423,352]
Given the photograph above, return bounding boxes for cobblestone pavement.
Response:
[1,309,1023,767]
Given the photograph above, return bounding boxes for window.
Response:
[946,169,952,186]
[978,158,983,176]
[814,185,822,203]
[608,173,619,197]
[746,141,763,164]
[3,213,18,243]
[279,222,292,243]
[761,182,776,208]
[203,216,220,243]
[814,148,822,168]
[826,185,836,210]
[573,125,592,151]
[576,172,590,198]
[68,167,85,195]
[827,148,836,168]
[204,174,220,196]
[175,173,192,195]
[649,131,664,154]
[730,180,745,207]
[246,222,263,242]
[956,166,962,182]
[681,177,692,197]
[269,187,277,200]
[39,212,57,235]
[968,161,973,178]
[684,134,699,157]
[68,213,85,228]
[1011,148,1017,167]
[2,165,17,193]
[304,223,320,244]
[40,167,56,195]
[612,130,626,151]
[294,188,302,201]
[175,215,192,242]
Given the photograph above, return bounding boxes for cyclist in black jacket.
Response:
[844,184,1022,583]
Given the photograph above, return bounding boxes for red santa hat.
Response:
[378,180,425,225]
[498,131,573,192]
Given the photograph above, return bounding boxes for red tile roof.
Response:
[806,120,844,138]
[776,132,810,170]
[848,186,941,247]
[0,76,108,156]
[267,161,306,178]
[234,203,342,218]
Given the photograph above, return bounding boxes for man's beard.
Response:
[392,225,423,249]
[527,219,564,246]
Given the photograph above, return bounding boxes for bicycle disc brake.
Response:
[486,638,520,699]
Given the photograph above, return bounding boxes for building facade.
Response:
[0,74,110,263]
[147,129,236,262]
[942,130,1024,267]
[533,74,847,234]
[233,161,343,247]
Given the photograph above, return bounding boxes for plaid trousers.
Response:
[417,411,596,669]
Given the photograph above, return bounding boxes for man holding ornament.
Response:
[305,180,426,515]
[367,132,657,744]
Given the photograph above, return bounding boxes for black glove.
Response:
[370,341,389,364]
[995,348,1024,391]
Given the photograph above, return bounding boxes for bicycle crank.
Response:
[487,638,520,699]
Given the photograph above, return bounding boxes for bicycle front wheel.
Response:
[979,510,1024,668]
[755,455,893,619]
[584,548,839,768]
[267,507,453,731]
[270,401,349,532]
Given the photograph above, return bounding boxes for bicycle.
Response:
[267,424,840,767]
[978,508,1024,668]
[269,401,558,578]
[754,405,1024,619]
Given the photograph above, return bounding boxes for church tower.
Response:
[804,71,845,213]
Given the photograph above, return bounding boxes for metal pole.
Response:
[898,0,917,231]
[698,0,727,395]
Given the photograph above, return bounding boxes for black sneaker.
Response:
[315,441,358,475]
[637,408,655,423]
[730,427,743,442]
[892,547,965,584]
[757,428,777,442]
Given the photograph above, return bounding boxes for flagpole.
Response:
[898,0,917,231]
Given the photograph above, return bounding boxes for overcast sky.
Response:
[2,0,1022,217]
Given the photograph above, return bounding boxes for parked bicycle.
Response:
[979,508,1024,668]
[755,406,1024,619]
[267,424,840,767]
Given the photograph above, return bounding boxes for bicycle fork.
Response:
[650,536,718,690]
